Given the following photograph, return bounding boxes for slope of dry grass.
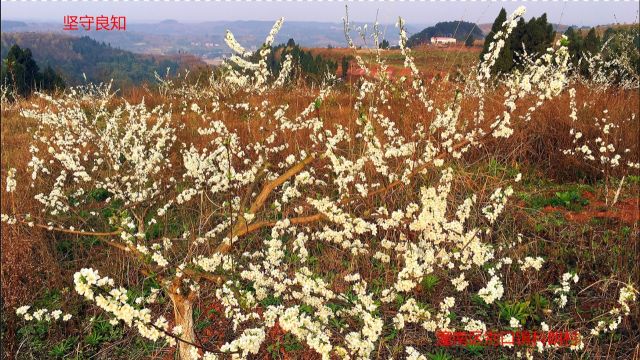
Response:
[1,60,639,358]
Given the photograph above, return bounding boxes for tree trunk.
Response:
[169,292,196,360]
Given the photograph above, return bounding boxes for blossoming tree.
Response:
[3,7,638,360]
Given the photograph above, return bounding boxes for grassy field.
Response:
[1,41,639,360]
[309,45,482,79]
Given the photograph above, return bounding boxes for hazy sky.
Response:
[2,1,639,27]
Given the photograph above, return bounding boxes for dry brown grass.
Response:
[481,84,640,180]
[1,72,638,358]
[1,103,62,358]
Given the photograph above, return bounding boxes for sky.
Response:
[1,1,639,27]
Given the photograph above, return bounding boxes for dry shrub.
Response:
[463,84,639,181]
[181,81,639,184]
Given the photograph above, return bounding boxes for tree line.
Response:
[1,34,184,95]
[260,39,338,84]
[1,45,65,98]
[480,8,639,79]
[564,26,640,79]
[480,9,555,74]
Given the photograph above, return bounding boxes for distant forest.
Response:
[1,44,65,98]
[262,39,338,84]
[1,33,204,88]
[407,21,484,47]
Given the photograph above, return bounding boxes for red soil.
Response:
[543,192,640,224]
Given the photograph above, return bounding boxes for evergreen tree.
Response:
[379,39,390,49]
[480,8,507,59]
[41,65,65,92]
[563,27,606,77]
[262,40,338,84]
[509,15,554,65]
[565,27,586,75]
[465,35,475,47]
[341,56,351,79]
[564,27,584,59]
[1,44,65,98]
[583,28,601,55]
[3,45,39,97]
[494,40,514,74]
[600,27,640,81]
[480,9,555,74]
[603,28,616,43]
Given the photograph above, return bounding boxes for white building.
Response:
[430,37,457,45]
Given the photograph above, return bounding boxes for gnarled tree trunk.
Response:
[169,292,196,360]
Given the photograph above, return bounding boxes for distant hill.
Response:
[1,32,206,88]
[592,23,640,36]
[407,21,484,47]
[1,20,28,31]
[0,20,427,59]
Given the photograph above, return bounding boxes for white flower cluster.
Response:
[591,283,637,336]
[73,268,178,345]
[21,95,177,218]
[520,256,545,271]
[478,275,505,304]
[220,327,266,359]
[554,272,579,309]
[478,6,526,81]
[5,168,16,193]
[564,109,639,172]
[579,30,640,91]
[482,187,514,224]
[222,18,287,93]
[16,305,72,322]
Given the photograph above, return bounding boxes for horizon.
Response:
[3,17,639,27]
[2,2,639,27]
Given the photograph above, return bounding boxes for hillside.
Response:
[1,32,207,88]
[592,23,640,36]
[407,21,484,47]
[0,20,427,59]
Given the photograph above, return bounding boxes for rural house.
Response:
[430,36,457,45]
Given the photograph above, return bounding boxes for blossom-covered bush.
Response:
[3,7,638,360]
